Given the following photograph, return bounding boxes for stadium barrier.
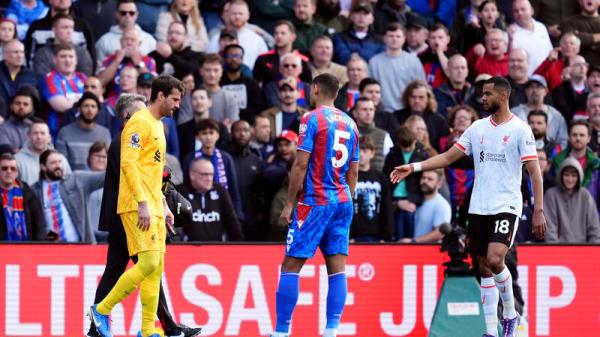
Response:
[0,244,597,337]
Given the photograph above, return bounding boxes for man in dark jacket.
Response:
[148,21,203,77]
[434,54,474,118]
[0,40,37,119]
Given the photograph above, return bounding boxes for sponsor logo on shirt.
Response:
[154,150,161,163]
[192,210,221,223]
[299,122,308,135]
[479,151,507,163]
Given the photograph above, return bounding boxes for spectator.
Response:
[106,65,138,108]
[530,0,580,44]
[198,53,239,127]
[553,120,599,188]
[4,0,47,40]
[0,39,37,120]
[32,14,93,77]
[155,0,208,53]
[513,75,568,148]
[149,21,203,77]
[0,152,45,241]
[588,93,600,154]
[536,148,556,192]
[87,140,108,172]
[40,42,86,138]
[55,93,112,170]
[358,77,399,137]
[507,48,532,107]
[455,0,506,55]
[220,44,265,122]
[508,0,553,75]
[334,53,368,112]
[383,125,428,240]
[249,115,274,162]
[552,55,589,121]
[527,110,563,161]
[292,0,327,55]
[434,54,474,117]
[404,114,438,158]
[253,20,312,87]
[394,80,450,152]
[268,158,293,241]
[32,149,104,242]
[400,169,451,243]
[588,65,600,95]
[262,130,297,218]
[560,0,600,66]
[71,0,116,40]
[86,141,108,242]
[180,158,244,241]
[225,120,263,240]
[23,0,94,66]
[332,2,384,65]
[369,23,426,112]
[373,0,410,35]
[15,120,71,186]
[263,52,311,108]
[94,0,156,67]
[0,86,37,151]
[545,157,600,243]
[406,0,457,28]
[0,19,17,62]
[135,0,170,35]
[261,76,308,139]
[404,12,430,56]
[314,0,349,33]
[352,97,393,172]
[466,28,509,79]
[420,23,458,89]
[352,135,394,242]
[309,35,348,84]
[535,32,581,91]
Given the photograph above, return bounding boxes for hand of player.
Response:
[532,208,547,240]
[164,206,176,236]
[137,201,151,231]
[280,203,294,228]
[390,164,413,184]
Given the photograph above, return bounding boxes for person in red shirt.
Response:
[535,32,581,91]
[466,28,509,80]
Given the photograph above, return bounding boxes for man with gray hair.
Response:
[264,52,312,108]
[587,92,600,154]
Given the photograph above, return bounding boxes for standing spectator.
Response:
[40,42,86,138]
[400,169,451,243]
[180,158,244,241]
[0,19,17,62]
[552,55,590,122]
[352,97,393,172]
[220,44,265,122]
[507,48,532,108]
[32,14,93,77]
[94,0,156,67]
[434,54,474,117]
[55,93,112,170]
[0,39,37,120]
[359,77,399,137]
[406,0,457,28]
[535,32,581,91]
[149,21,203,77]
[369,23,426,112]
[373,0,410,35]
[456,0,506,55]
[530,0,580,44]
[560,0,600,67]
[527,110,562,161]
[32,149,104,243]
[309,35,348,85]
[334,53,368,112]
[292,0,327,55]
[466,28,509,79]
[198,53,239,127]
[0,152,46,241]
[249,115,274,162]
[508,0,553,75]
[15,120,71,186]
[553,120,600,188]
[545,157,600,243]
[263,52,311,108]
[155,0,208,53]
[261,77,307,138]
[0,86,37,151]
[332,2,384,65]
[4,0,48,40]
[71,0,116,40]
[588,93,600,154]
[314,0,349,34]
[420,23,458,89]
[352,135,394,242]
[404,12,430,56]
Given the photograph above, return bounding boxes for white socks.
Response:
[494,266,517,319]
[323,328,337,337]
[481,277,499,336]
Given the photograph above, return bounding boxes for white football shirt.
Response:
[454,114,537,216]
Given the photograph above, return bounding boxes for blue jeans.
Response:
[394,209,415,240]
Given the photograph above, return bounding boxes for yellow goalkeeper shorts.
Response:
[120,212,166,256]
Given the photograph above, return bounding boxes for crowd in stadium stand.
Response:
[0,0,599,244]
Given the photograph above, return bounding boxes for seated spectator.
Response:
[420,23,459,89]
[588,93,600,155]
[86,141,108,242]
[334,53,368,112]
[552,55,590,122]
[292,0,327,55]
[0,86,38,151]
[4,0,47,40]
[508,0,552,75]
[149,21,203,77]
[404,12,430,56]
[394,80,450,152]
[332,2,384,65]
[407,0,457,28]
[359,77,399,137]
[179,158,244,241]
[455,0,506,55]
[261,77,307,139]
[264,53,311,109]
[55,93,112,170]
[0,19,17,62]
[400,169,451,243]
[535,32,581,91]
[545,157,600,243]
[32,149,104,242]
[249,115,274,162]
[15,120,71,186]
[262,130,297,218]
[198,53,239,127]
[94,0,156,67]
[553,120,600,188]
[466,28,509,79]
[383,125,428,240]
[40,42,86,138]
[32,14,93,77]
[373,0,409,35]
[314,0,349,34]
[507,48,533,108]
[155,0,208,53]
[220,44,265,122]
[352,135,394,242]
[527,110,562,162]
[405,114,438,158]
[513,75,568,148]
[352,97,393,172]
[0,152,46,241]
[309,35,348,85]
[0,39,37,120]
[560,0,600,67]
[434,54,474,117]
[369,23,426,112]
[106,66,139,109]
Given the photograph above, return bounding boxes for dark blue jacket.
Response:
[433,83,474,118]
[332,28,385,66]
[0,61,37,118]
[406,0,457,27]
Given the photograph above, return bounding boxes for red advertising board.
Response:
[0,244,597,336]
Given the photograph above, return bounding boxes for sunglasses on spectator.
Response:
[119,10,136,16]
[283,64,298,68]
[1,166,17,172]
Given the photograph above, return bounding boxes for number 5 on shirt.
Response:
[332,130,350,168]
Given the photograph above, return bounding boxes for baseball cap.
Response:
[277,130,299,143]
[351,2,373,14]
[278,76,298,91]
[406,12,428,30]
[220,28,237,40]
[526,74,548,88]
[137,72,155,87]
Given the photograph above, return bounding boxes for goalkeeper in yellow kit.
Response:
[89,75,185,337]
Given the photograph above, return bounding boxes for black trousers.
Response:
[88,231,176,334]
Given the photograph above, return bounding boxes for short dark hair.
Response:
[569,119,591,136]
[87,141,108,166]
[311,35,332,48]
[396,125,416,148]
[385,22,406,34]
[0,152,16,162]
[224,43,244,56]
[39,149,60,166]
[359,135,375,151]
[527,110,548,124]
[274,20,295,34]
[51,13,74,28]
[430,23,449,35]
[353,96,373,107]
[117,0,135,7]
[359,78,381,93]
[483,76,512,96]
[312,73,339,99]
[200,53,222,67]
[195,118,220,134]
[149,75,184,103]
[52,41,75,56]
[11,85,38,106]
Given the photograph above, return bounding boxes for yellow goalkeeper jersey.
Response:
[117,107,166,216]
